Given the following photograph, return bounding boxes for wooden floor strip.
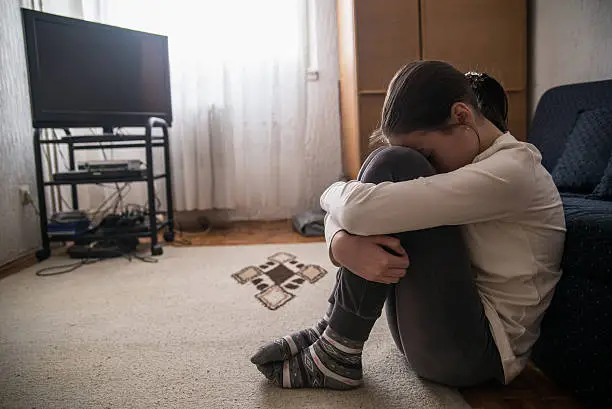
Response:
[0,250,37,280]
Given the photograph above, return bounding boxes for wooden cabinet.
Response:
[337,0,419,180]
[421,0,528,145]
[337,0,528,179]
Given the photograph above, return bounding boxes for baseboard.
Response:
[0,250,38,280]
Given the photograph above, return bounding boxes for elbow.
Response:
[335,205,371,236]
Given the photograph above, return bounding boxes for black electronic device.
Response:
[21,8,172,128]
[77,160,143,172]
[98,212,146,230]
[67,237,139,259]
[53,169,148,182]
[47,211,91,238]
[50,210,89,223]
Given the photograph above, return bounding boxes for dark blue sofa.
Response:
[529,80,612,409]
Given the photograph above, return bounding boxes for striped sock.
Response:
[250,314,330,365]
[255,326,363,390]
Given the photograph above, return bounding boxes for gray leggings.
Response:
[327,146,504,387]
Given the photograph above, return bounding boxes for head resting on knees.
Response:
[371,61,508,173]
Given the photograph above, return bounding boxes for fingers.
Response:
[371,235,406,257]
[372,236,410,269]
[378,268,407,284]
[389,254,410,269]
[380,250,409,269]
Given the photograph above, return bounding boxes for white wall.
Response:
[531,0,612,113]
[0,0,40,264]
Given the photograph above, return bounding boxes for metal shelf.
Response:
[39,134,166,144]
[44,173,167,186]
[48,220,170,242]
[33,117,176,261]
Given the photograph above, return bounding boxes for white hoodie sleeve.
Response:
[320,145,536,236]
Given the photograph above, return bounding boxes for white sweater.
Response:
[321,133,566,383]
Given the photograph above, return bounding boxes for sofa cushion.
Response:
[592,157,612,199]
[552,109,612,193]
[561,194,612,284]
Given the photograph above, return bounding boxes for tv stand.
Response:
[32,117,175,261]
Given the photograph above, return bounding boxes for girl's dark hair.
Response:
[465,71,508,133]
[374,61,508,144]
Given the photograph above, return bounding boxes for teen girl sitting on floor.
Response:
[251,60,566,389]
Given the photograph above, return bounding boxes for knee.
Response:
[359,146,435,184]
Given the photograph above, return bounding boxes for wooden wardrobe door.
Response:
[507,91,527,141]
[421,0,527,140]
[358,94,386,156]
[353,0,420,92]
[338,0,421,179]
[420,0,526,90]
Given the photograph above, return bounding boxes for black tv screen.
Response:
[21,8,172,128]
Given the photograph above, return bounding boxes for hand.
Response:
[331,231,410,284]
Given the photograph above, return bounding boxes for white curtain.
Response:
[41,0,312,219]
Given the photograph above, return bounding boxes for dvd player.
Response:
[53,169,147,182]
[77,159,143,172]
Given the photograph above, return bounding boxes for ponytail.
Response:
[465,72,508,132]
[369,128,388,149]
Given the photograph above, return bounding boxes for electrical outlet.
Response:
[18,185,32,206]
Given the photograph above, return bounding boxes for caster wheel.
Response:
[163,231,175,242]
[36,248,51,261]
[151,245,164,256]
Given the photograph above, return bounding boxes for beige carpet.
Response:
[0,243,470,409]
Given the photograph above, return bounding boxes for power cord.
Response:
[170,218,213,247]
[21,190,40,216]
[89,183,131,223]
[28,201,40,216]
[172,221,193,246]
[36,258,99,277]
[36,248,158,277]
[123,251,158,264]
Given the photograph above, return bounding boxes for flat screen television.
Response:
[21,8,172,129]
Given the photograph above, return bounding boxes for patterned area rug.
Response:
[232,252,328,310]
[0,243,470,409]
